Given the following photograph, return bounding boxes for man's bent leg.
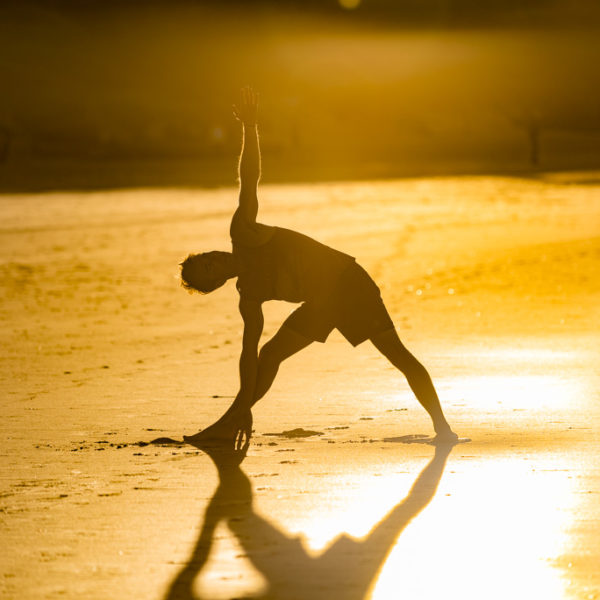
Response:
[249,325,313,408]
[369,328,456,438]
[186,326,313,443]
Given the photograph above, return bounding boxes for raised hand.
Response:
[233,86,258,126]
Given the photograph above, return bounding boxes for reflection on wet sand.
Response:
[165,442,454,600]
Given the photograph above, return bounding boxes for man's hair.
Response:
[180,251,229,294]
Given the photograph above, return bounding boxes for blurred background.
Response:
[1,0,599,190]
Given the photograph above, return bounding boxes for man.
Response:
[180,87,457,447]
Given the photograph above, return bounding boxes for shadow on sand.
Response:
[164,441,455,599]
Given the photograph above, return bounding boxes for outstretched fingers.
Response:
[235,411,253,450]
[243,85,257,106]
[233,86,258,124]
[235,426,251,451]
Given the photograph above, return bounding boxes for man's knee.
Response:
[258,339,284,368]
[373,333,420,372]
[258,327,311,367]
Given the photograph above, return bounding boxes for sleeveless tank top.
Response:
[233,227,355,304]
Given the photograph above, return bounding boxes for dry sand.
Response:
[1,173,599,599]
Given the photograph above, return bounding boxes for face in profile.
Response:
[180,251,232,294]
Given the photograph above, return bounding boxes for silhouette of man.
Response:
[180,87,457,446]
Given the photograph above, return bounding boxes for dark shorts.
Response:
[282,262,395,346]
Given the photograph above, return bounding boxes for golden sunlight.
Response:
[339,0,362,10]
[282,445,577,600]
[370,455,575,599]
[2,1,599,597]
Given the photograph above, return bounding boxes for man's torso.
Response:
[232,225,355,304]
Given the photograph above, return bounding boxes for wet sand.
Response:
[1,173,599,599]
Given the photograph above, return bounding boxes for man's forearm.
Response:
[239,123,260,188]
[232,349,258,410]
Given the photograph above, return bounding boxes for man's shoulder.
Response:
[236,274,265,302]
[230,217,276,248]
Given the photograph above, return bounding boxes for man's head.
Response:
[180,251,235,294]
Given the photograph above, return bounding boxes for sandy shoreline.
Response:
[1,174,599,599]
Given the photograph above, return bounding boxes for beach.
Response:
[1,173,599,599]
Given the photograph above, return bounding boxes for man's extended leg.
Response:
[369,328,456,439]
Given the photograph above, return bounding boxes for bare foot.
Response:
[184,409,252,449]
[183,419,236,445]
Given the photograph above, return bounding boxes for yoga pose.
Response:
[180,87,457,446]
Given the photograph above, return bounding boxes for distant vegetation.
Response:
[0,1,599,190]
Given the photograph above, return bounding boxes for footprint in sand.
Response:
[384,434,471,445]
[263,428,324,439]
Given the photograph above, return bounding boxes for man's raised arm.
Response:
[233,86,260,225]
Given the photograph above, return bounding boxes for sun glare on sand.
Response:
[369,460,574,599]
[292,449,575,600]
[289,369,584,599]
